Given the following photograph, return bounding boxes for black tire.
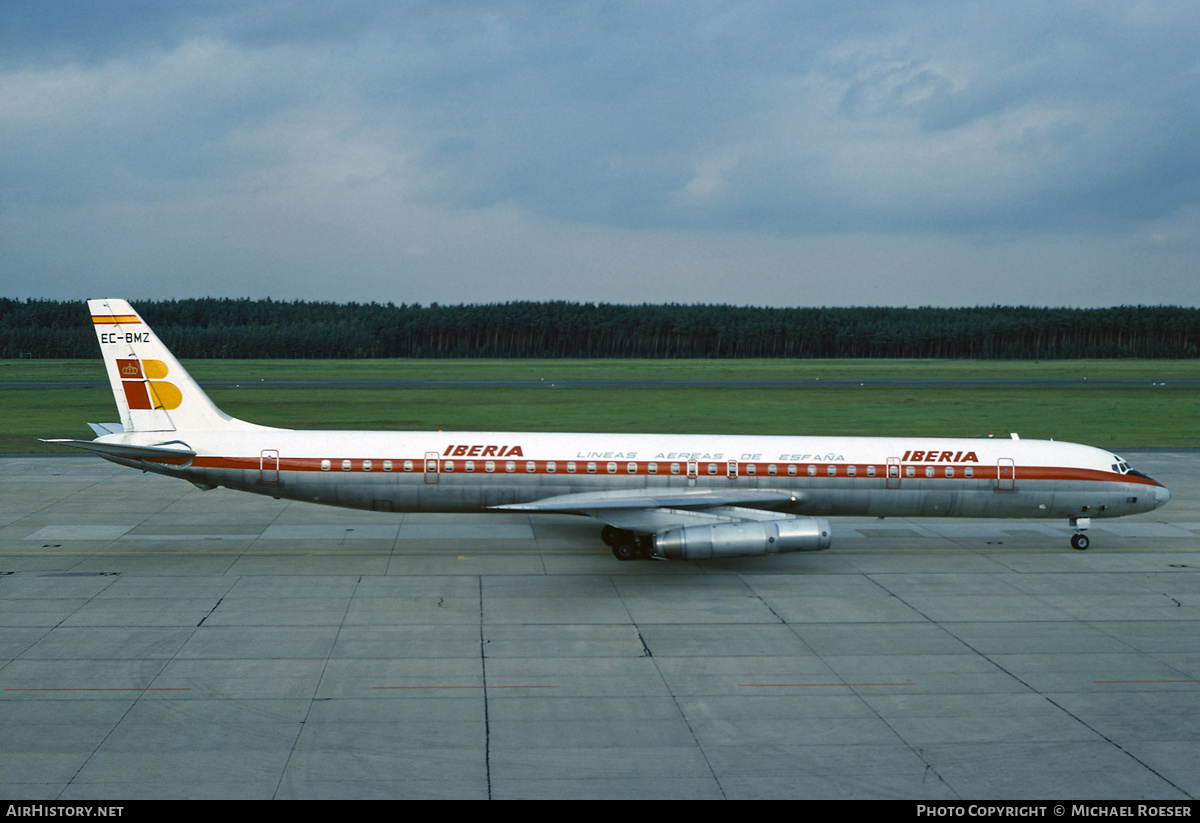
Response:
[1071,533,1090,551]
[611,534,638,561]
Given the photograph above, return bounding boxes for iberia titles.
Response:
[443,444,524,457]
[902,450,979,463]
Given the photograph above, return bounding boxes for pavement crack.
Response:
[196,596,223,627]
[479,575,492,801]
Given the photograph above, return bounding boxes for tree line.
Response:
[2,298,1197,359]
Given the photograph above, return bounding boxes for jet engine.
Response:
[652,517,832,560]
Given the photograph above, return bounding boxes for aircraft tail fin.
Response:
[88,299,256,433]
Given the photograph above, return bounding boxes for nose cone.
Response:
[1153,482,1171,510]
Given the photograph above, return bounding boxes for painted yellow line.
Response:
[739,682,916,687]
[372,685,557,690]
[4,688,189,692]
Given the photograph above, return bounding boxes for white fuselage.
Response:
[100,428,1169,521]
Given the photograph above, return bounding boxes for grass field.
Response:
[6,357,1200,383]
[3,358,1197,452]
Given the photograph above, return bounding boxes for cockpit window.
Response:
[1111,456,1135,475]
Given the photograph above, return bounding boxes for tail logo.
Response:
[116,359,182,411]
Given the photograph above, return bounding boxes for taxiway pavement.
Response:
[1,452,1198,799]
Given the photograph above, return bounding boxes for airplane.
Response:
[46,299,1171,561]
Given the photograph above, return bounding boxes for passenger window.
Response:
[342,459,352,472]
[866,465,876,477]
[707,463,718,475]
[546,461,556,473]
[567,462,577,473]
[526,461,536,473]
[670,463,681,475]
[788,464,797,476]
[321,459,331,471]
[505,461,516,473]
[746,464,756,476]
[485,461,495,473]
[767,464,777,476]
[965,467,973,478]
[465,461,474,473]
[363,460,372,472]
[847,465,856,476]
[827,465,837,476]
[945,466,953,477]
[626,462,637,474]
[403,460,413,472]
[648,463,658,474]
[587,462,597,473]
[383,460,393,472]
[807,465,817,477]
[444,460,454,472]
[925,466,934,478]
[906,466,915,477]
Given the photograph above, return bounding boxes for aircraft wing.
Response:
[492,488,806,534]
[573,504,815,534]
[493,487,802,513]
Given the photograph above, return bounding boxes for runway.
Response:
[1,452,1198,799]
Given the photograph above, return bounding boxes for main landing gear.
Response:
[1069,516,1091,551]
[601,526,652,561]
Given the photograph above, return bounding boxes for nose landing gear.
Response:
[1069,516,1091,550]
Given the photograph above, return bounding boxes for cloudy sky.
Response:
[3,1,1199,307]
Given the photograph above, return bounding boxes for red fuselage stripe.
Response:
[173,455,1162,487]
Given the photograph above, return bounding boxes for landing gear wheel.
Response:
[601,525,618,547]
[1071,533,1090,551]
[611,533,638,561]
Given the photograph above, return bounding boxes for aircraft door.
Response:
[727,460,738,479]
[997,458,1015,491]
[260,449,279,484]
[886,457,901,489]
[425,451,440,484]
[687,459,698,487]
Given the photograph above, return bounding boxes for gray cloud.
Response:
[2,1,1198,306]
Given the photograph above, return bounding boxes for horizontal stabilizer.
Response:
[87,423,125,436]
[42,439,195,463]
[493,488,803,513]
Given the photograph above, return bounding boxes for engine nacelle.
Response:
[652,517,832,560]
